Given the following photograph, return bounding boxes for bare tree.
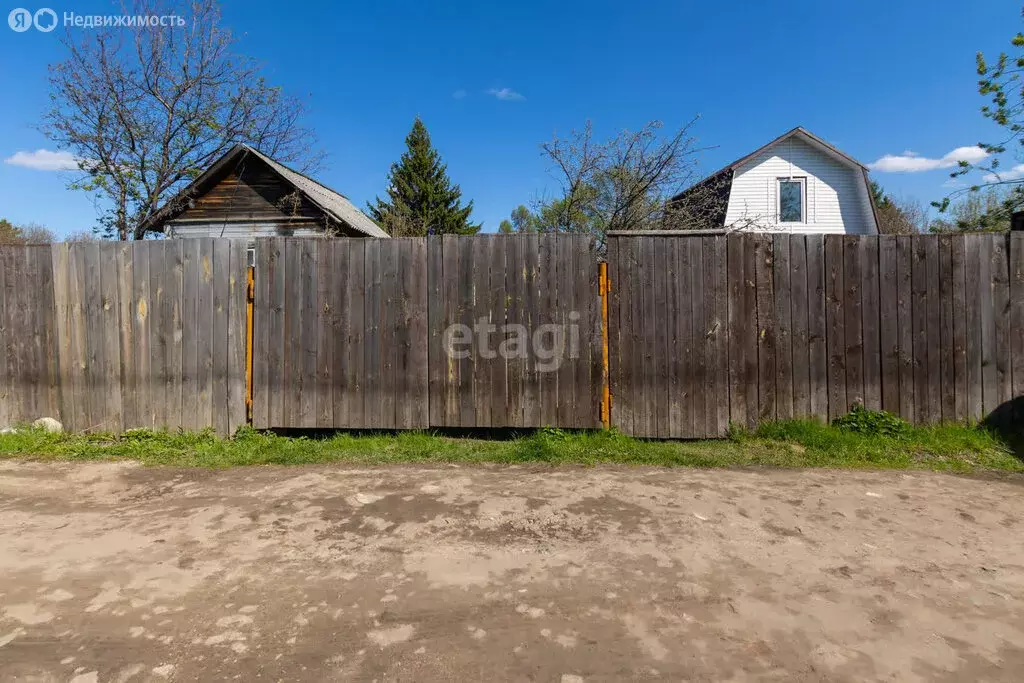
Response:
[0,219,57,245]
[537,118,716,241]
[44,0,323,240]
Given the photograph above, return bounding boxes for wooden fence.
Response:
[607,232,1024,438]
[0,241,248,434]
[251,235,603,430]
[1,233,1021,436]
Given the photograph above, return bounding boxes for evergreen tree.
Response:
[368,118,481,236]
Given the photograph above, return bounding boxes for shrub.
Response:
[832,404,910,438]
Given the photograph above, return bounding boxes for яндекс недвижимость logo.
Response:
[8,7,56,32]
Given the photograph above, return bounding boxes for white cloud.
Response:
[452,89,467,100]
[4,149,81,171]
[867,145,988,173]
[485,87,525,101]
[983,163,1024,182]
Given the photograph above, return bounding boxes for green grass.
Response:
[0,419,1020,473]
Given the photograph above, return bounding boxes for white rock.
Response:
[0,427,16,435]
[32,417,63,433]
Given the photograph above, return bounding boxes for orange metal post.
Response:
[599,262,611,430]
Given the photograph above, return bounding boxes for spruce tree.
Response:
[368,118,481,236]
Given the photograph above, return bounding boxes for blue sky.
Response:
[0,0,1016,237]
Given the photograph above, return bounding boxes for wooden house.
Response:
[141,144,388,239]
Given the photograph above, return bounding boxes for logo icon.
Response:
[33,7,55,31]
[8,7,31,31]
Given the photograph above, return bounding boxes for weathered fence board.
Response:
[608,232,1021,437]
[0,241,247,434]
[2,233,1021,437]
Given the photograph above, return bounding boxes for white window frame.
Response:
[777,176,807,224]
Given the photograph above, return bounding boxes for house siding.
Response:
[165,221,326,240]
[723,137,876,234]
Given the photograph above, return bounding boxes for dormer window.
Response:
[778,177,806,223]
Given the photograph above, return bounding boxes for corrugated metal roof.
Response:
[242,146,389,238]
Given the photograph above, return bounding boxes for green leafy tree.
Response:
[934,8,1024,228]
[368,118,481,236]
[930,187,1014,233]
[498,205,538,233]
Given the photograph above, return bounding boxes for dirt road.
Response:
[1,461,1022,682]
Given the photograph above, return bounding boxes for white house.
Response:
[670,127,879,234]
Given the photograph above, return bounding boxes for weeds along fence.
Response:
[0,233,1020,436]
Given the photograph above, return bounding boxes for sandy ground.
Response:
[0,462,1023,682]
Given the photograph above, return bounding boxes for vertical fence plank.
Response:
[911,236,931,424]
[978,235,997,418]
[895,236,915,422]
[522,234,542,426]
[924,236,942,424]
[328,240,349,428]
[457,237,476,428]
[950,235,969,422]
[298,240,318,429]
[503,236,525,426]
[824,235,847,421]
[226,240,248,435]
[663,238,681,437]
[440,236,459,426]
[773,235,793,421]
[168,241,185,430]
[195,239,215,432]
[49,245,70,430]
[363,239,382,429]
[212,239,231,434]
[316,240,334,428]
[711,236,730,435]
[677,237,694,437]
[409,237,429,429]
[789,236,810,419]
[726,237,744,430]
[741,236,759,428]
[614,235,635,435]
[687,238,705,437]
[114,243,135,429]
[754,236,776,423]
[878,235,900,415]
[426,236,443,427]
[0,249,9,429]
[805,235,828,420]
[569,237,593,428]
[1010,233,1024,419]
[346,240,366,428]
[842,236,864,409]
[861,237,881,412]
[992,234,1012,409]
[964,237,984,421]
[267,240,286,429]
[35,247,59,420]
[471,237,492,428]
[552,237,573,428]
[937,235,956,422]
[703,237,723,435]
[180,239,200,431]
